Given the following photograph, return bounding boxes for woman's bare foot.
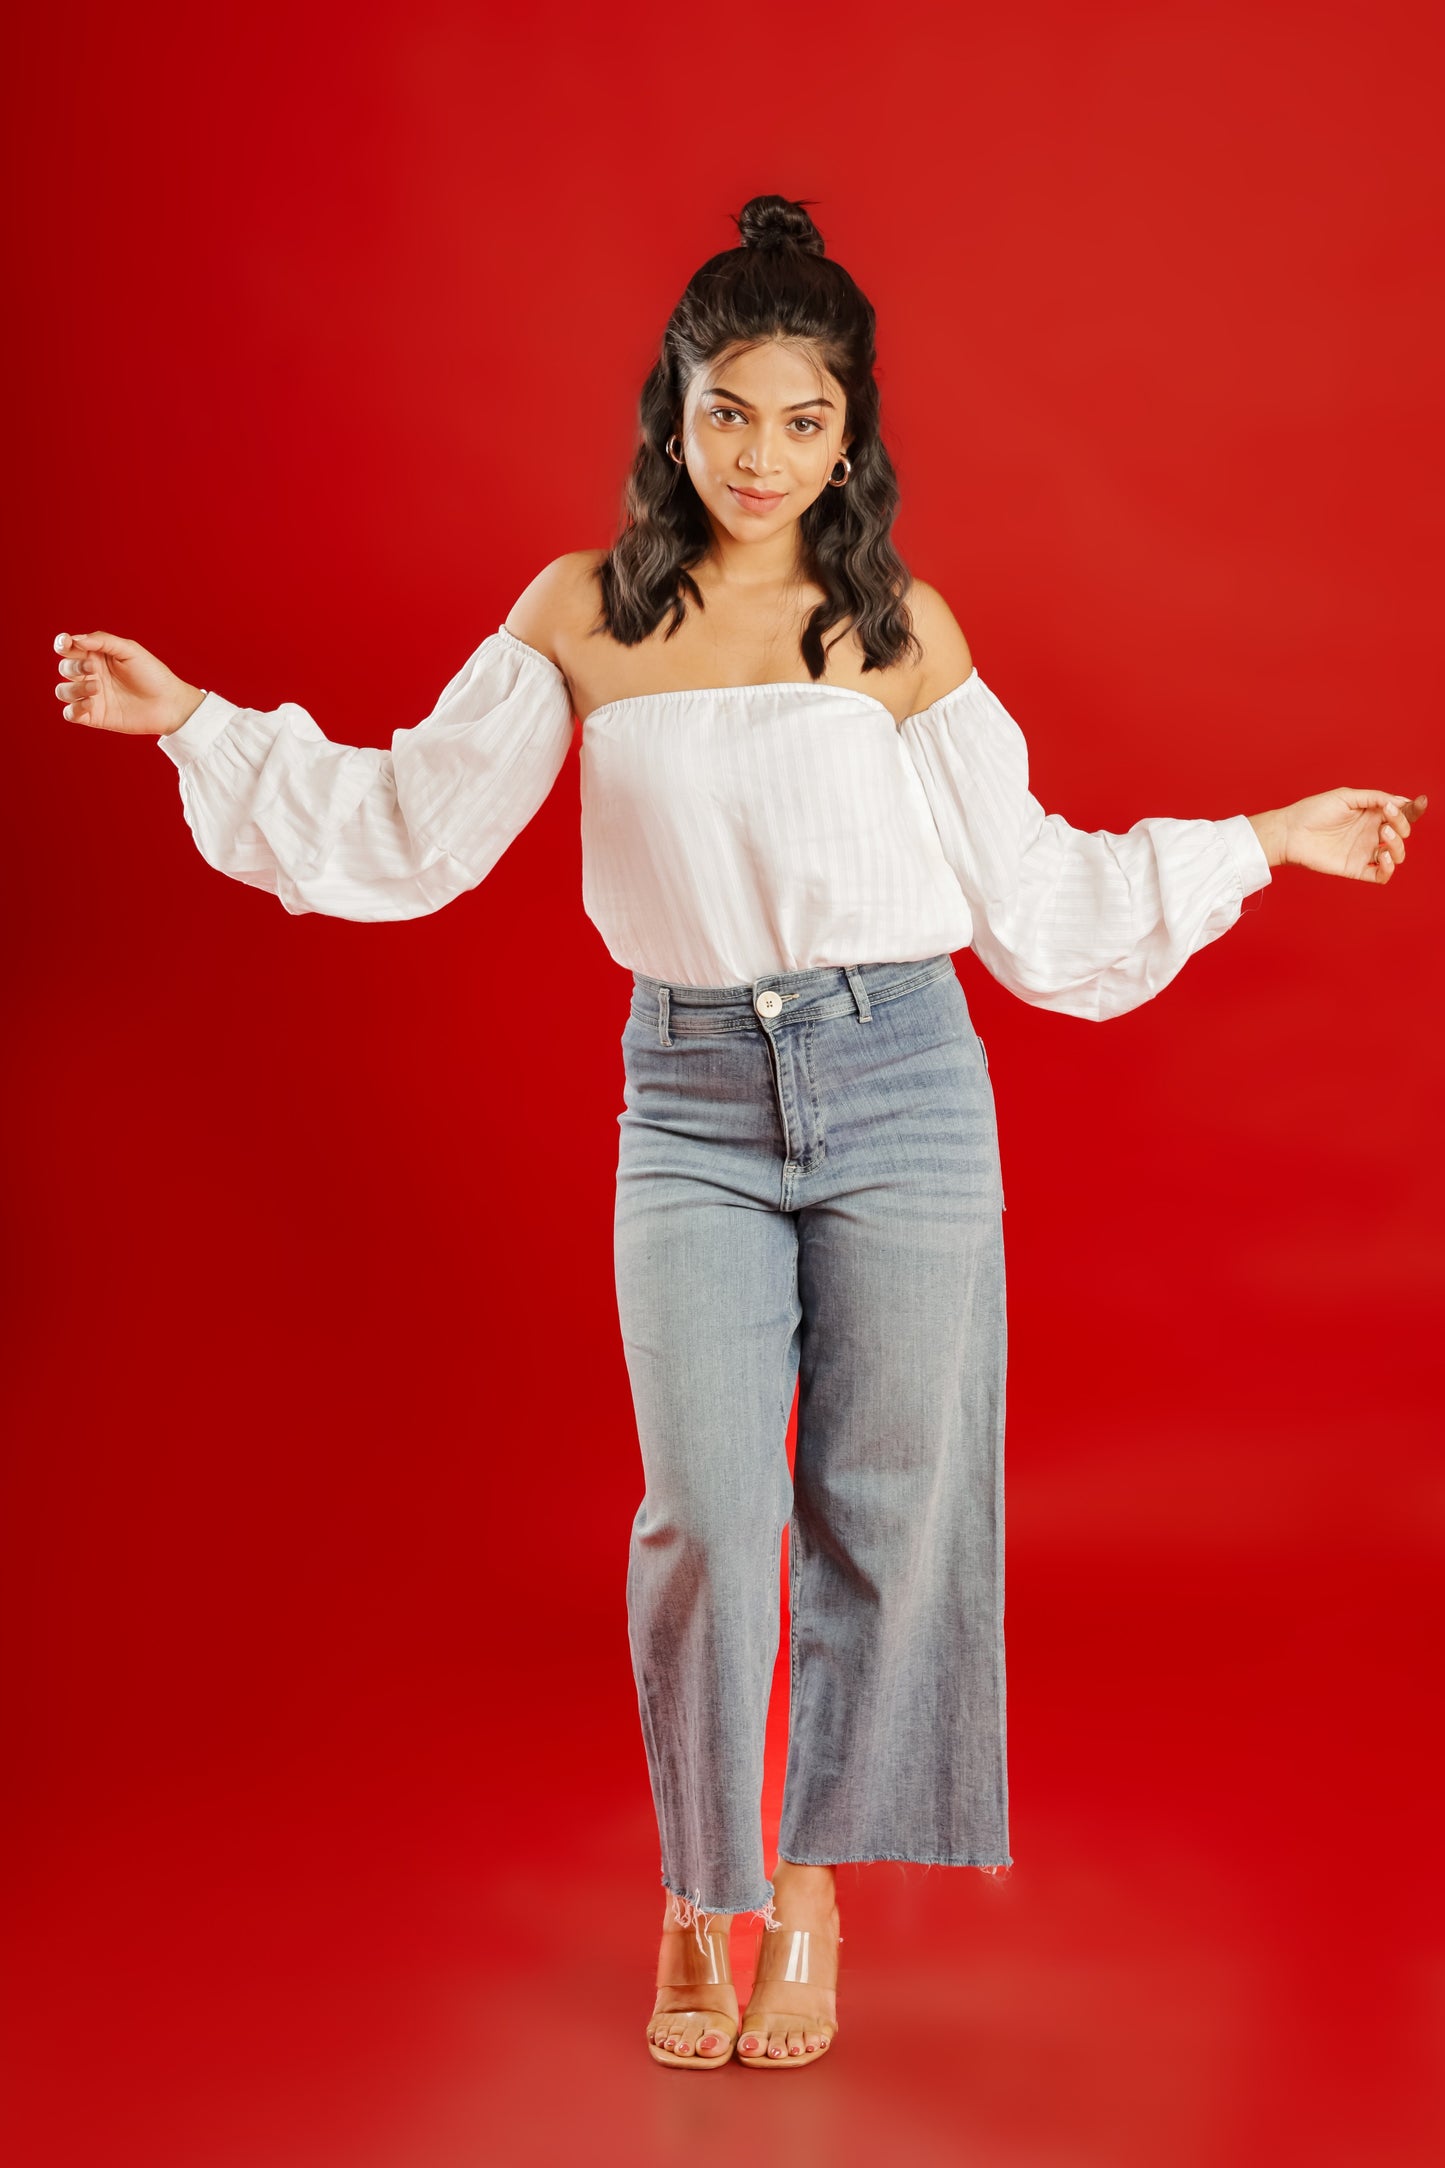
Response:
[737,1861,840,2066]
[646,1898,739,2065]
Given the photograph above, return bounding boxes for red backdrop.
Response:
[5,3,1441,2163]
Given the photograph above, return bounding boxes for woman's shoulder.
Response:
[902,578,975,711]
[502,550,610,670]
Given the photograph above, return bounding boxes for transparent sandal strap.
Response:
[754,1925,812,1981]
[659,1927,731,1988]
[755,1921,843,1980]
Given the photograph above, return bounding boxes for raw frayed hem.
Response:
[779,1850,1014,1885]
[663,1877,781,1949]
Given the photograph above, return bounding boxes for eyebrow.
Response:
[702,384,835,412]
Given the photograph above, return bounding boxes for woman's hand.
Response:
[52,630,207,738]
[1249,790,1428,883]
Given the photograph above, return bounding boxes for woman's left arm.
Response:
[903,663,1427,1023]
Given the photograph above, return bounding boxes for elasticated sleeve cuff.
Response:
[157,691,243,769]
[1216,811,1273,897]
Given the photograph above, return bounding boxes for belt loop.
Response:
[845,965,872,1021]
[657,986,672,1047]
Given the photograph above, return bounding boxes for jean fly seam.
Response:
[760,1024,796,1182]
[797,1022,825,1170]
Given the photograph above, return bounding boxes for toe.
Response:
[786,2026,805,2057]
[767,2024,788,2060]
[738,2030,765,2058]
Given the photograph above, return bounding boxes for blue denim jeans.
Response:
[613,954,1012,1918]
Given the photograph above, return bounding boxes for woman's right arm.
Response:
[51,595,577,922]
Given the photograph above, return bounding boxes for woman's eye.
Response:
[705,409,823,435]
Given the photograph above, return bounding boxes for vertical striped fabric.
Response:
[159,624,1271,1013]
[901,672,1273,1021]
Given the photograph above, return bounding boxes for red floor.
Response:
[5,1406,1440,2168]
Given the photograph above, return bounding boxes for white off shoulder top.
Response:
[157,623,1272,1019]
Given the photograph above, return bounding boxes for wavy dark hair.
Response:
[593,193,918,682]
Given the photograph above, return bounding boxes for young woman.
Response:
[52,194,1424,2075]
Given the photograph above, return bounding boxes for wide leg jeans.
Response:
[613,953,1011,1916]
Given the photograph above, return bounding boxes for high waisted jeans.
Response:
[613,953,1011,1918]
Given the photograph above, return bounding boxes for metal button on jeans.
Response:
[755,990,783,1018]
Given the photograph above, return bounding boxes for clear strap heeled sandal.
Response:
[737,1916,843,2069]
[646,1918,739,2070]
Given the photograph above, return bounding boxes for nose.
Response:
[739,427,785,477]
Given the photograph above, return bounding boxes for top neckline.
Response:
[493,624,977,729]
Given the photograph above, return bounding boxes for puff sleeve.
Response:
[902,670,1272,1021]
[156,625,575,921]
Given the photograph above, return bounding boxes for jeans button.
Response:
[755,990,783,1018]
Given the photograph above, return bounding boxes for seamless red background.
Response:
[4,3,1442,2163]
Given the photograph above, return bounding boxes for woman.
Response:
[51,194,1424,2074]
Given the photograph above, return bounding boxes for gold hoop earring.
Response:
[667,435,685,465]
[827,454,852,487]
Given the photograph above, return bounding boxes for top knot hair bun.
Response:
[735,194,826,257]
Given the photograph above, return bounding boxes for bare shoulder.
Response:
[904,579,975,711]
[503,550,609,668]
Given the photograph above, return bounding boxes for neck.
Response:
[697,517,808,593]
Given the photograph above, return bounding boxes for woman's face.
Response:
[675,339,853,541]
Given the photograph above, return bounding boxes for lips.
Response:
[729,486,785,507]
